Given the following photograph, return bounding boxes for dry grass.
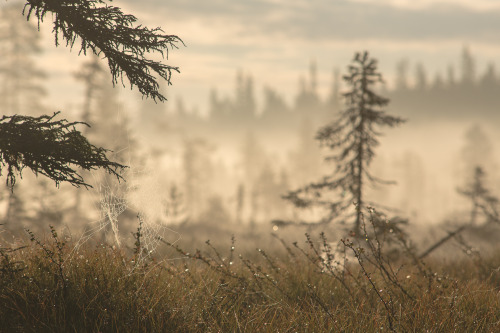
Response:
[0,221,499,332]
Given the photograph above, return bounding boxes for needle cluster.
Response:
[23,0,183,101]
[0,112,125,189]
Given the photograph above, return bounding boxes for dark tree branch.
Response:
[418,225,467,260]
[0,112,126,189]
[23,0,184,101]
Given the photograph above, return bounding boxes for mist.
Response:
[3,1,500,331]
[1,0,499,249]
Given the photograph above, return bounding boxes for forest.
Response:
[1,1,499,332]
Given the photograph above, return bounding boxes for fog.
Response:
[1,0,499,252]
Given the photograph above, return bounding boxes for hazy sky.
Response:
[6,0,500,114]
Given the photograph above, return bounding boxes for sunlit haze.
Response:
[2,1,500,329]
[1,0,499,231]
[6,0,500,113]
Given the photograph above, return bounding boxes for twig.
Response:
[418,225,467,260]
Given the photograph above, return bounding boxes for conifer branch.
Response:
[23,0,183,101]
[0,112,126,189]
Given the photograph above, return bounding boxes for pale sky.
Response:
[5,0,500,114]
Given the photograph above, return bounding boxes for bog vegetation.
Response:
[1,217,499,332]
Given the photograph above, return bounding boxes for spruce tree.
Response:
[0,3,47,225]
[0,3,46,116]
[284,51,405,234]
[458,166,499,225]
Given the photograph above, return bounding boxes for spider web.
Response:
[99,185,127,248]
[71,168,179,256]
[69,106,181,259]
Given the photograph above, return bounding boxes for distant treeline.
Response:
[171,46,500,134]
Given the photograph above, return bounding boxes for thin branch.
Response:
[418,225,467,260]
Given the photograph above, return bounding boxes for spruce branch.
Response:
[23,0,183,101]
[0,112,126,189]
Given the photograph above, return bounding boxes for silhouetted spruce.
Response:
[0,3,46,115]
[284,51,405,234]
[458,166,499,225]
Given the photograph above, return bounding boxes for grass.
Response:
[0,218,499,332]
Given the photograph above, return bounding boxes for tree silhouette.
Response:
[0,3,48,224]
[284,51,405,234]
[0,3,46,116]
[460,46,476,86]
[458,166,499,225]
[460,124,494,177]
[182,139,214,220]
[414,63,427,91]
[74,54,106,127]
[327,68,341,110]
[0,0,182,189]
[394,58,409,91]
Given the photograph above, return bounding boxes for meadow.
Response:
[1,216,499,333]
